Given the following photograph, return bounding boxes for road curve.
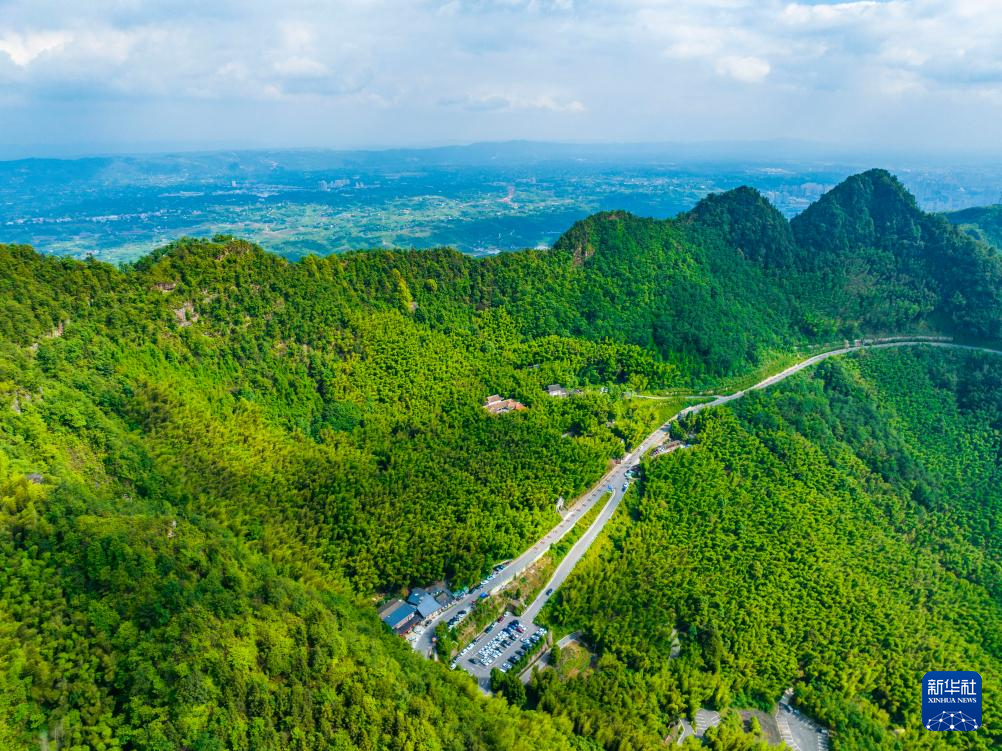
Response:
[418,338,1002,671]
[518,338,1002,624]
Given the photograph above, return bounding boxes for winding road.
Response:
[414,337,1002,688]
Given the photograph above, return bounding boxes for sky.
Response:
[1,0,1001,157]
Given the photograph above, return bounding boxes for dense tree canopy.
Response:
[1,169,1001,749]
[545,348,1001,750]
[945,204,1002,252]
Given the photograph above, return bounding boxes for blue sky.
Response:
[1,0,1000,156]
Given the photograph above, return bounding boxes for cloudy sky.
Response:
[1,0,1000,156]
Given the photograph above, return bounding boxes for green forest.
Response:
[1,169,1000,749]
[543,347,1001,750]
[946,204,1002,252]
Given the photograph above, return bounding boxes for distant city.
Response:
[2,142,1001,263]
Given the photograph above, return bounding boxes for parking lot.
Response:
[449,612,548,688]
[409,474,626,659]
[440,446,657,691]
[421,415,680,690]
[776,700,830,751]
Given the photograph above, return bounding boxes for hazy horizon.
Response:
[4,137,1002,166]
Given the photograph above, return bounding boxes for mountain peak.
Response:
[791,169,922,263]
[684,186,797,268]
[552,210,645,265]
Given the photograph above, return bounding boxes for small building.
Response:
[484,395,527,415]
[377,599,402,620]
[379,599,420,635]
[426,580,450,597]
[424,580,458,608]
[434,591,452,609]
[407,588,442,619]
[547,384,569,398]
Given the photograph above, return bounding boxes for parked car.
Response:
[485,624,494,633]
[545,588,553,595]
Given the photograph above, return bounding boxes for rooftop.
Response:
[484,396,527,415]
[380,600,418,630]
[408,588,441,619]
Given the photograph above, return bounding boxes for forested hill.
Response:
[548,168,1002,369]
[5,169,1001,381]
[788,170,1002,338]
[945,203,1002,251]
[2,169,1002,750]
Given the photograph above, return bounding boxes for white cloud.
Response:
[0,30,71,66]
[716,55,771,83]
[781,1,883,27]
[273,57,329,78]
[278,21,317,50]
[0,0,999,151]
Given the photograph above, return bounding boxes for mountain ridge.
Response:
[946,203,1002,251]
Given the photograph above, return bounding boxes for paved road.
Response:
[522,458,650,623]
[672,338,1002,421]
[420,337,1002,682]
[518,338,1000,626]
[410,457,645,656]
[776,700,831,751]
